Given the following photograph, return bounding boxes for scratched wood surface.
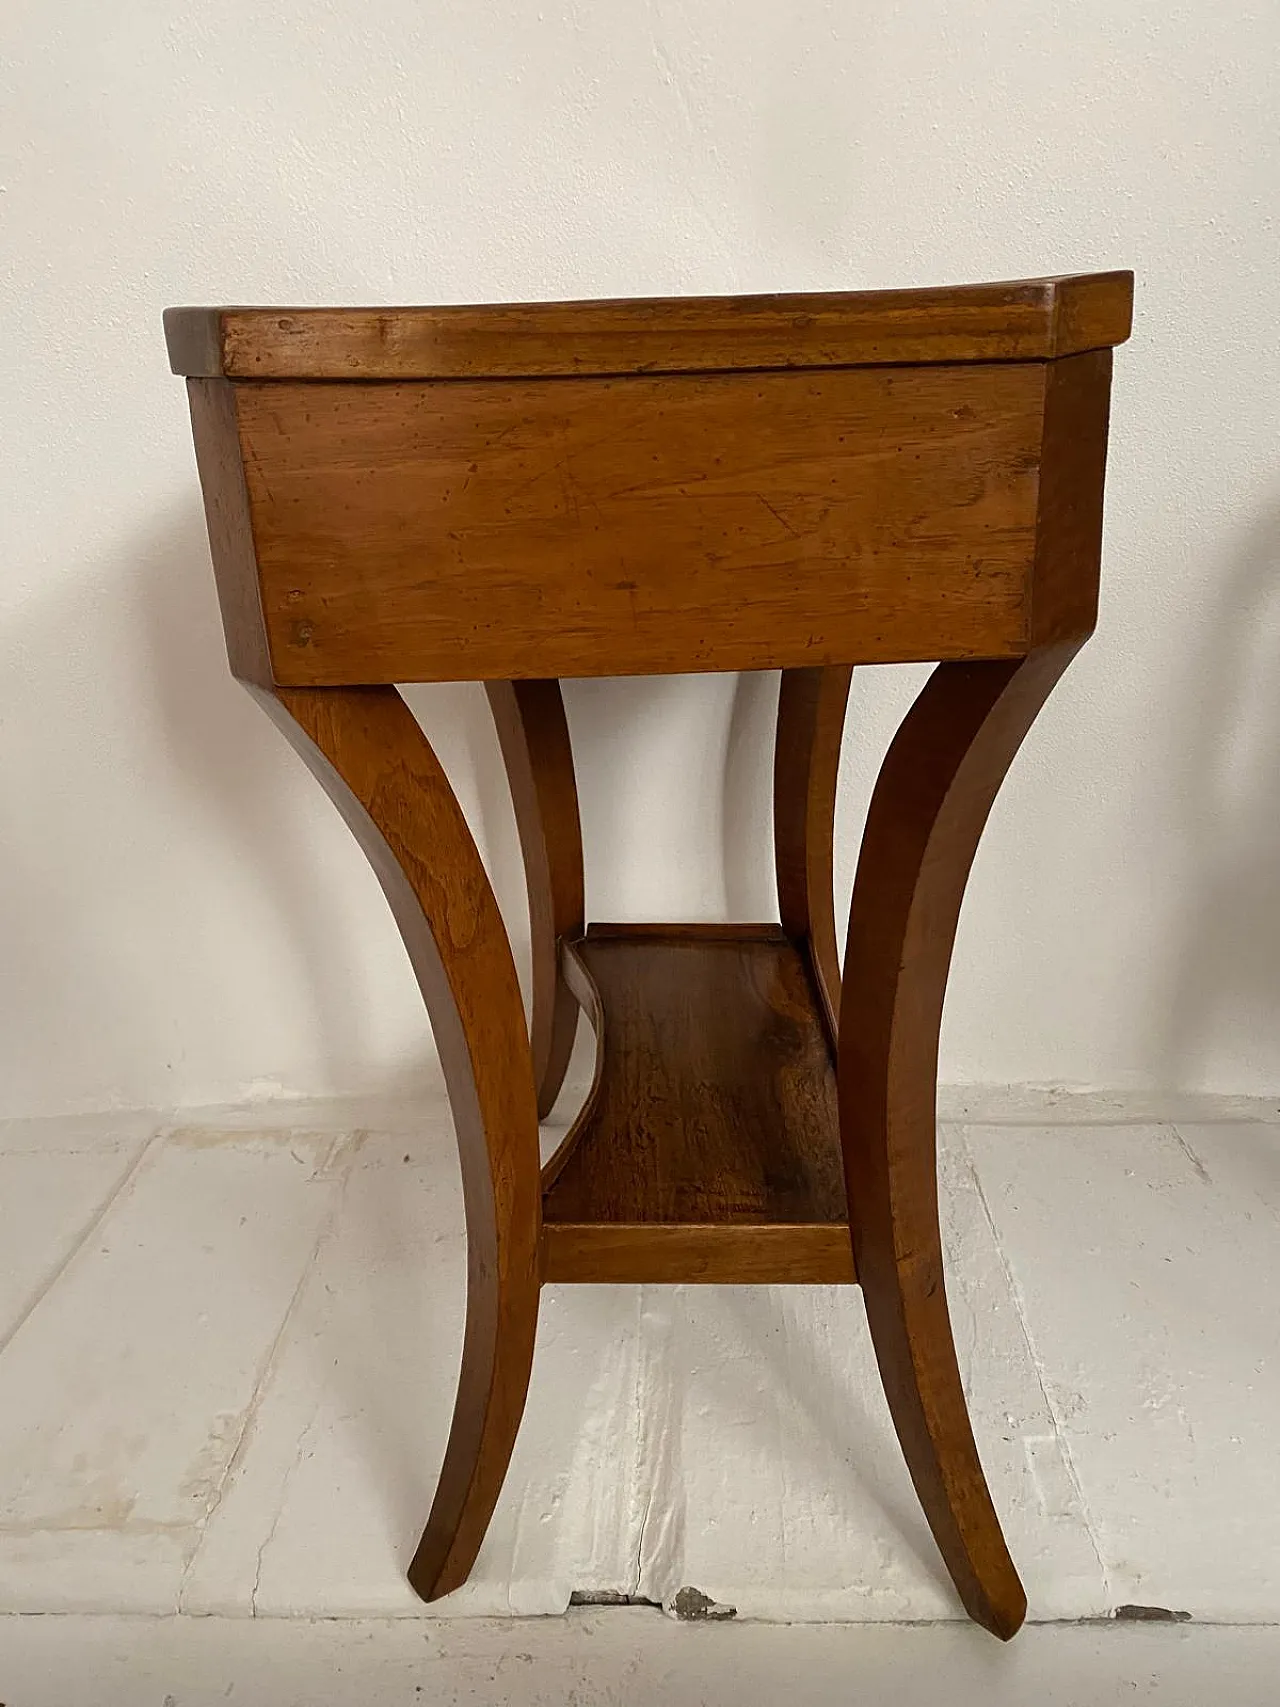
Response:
[230,362,1050,684]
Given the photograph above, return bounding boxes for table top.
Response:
[165,271,1133,382]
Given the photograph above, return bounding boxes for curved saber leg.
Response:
[485,680,585,1119]
[775,665,853,1038]
[838,644,1081,1639]
[257,684,542,1603]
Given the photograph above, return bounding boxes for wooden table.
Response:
[167,272,1132,1639]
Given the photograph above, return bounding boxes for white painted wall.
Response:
[3,1,1279,1118]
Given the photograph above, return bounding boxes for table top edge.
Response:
[164,271,1134,380]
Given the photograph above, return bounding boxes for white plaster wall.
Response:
[2,1,1279,1117]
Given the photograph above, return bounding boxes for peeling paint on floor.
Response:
[669,1586,737,1621]
[1114,1604,1193,1623]
[0,1101,1278,1624]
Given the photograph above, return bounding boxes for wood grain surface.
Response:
[543,926,848,1252]
[184,379,272,685]
[1029,348,1114,646]
[252,683,543,1606]
[775,665,854,1039]
[541,1222,855,1286]
[164,272,1132,380]
[234,362,1050,684]
[484,680,584,1118]
[838,646,1082,1639]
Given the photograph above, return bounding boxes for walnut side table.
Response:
[166,273,1132,1639]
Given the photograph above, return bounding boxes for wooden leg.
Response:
[774,665,853,1039]
[255,683,543,1603]
[485,680,585,1119]
[838,644,1081,1640]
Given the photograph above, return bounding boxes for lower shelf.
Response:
[541,924,856,1285]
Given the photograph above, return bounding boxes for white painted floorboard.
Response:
[2,1611,1278,1707]
[0,1097,1277,1635]
[0,1115,155,1352]
[969,1118,1280,1621]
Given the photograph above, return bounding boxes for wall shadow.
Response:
[0,502,384,1113]
[135,506,400,1087]
[1158,495,1280,1093]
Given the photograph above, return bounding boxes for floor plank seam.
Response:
[176,1142,363,1614]
[5,1609,1280,1627]
[249,1397,322,1619]
[625,1287,653,1601]
[958,1126,1114,1610]
[636,1291,687,1608]
[0,1126,162,1365]
[1168,1126,1213,1188]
